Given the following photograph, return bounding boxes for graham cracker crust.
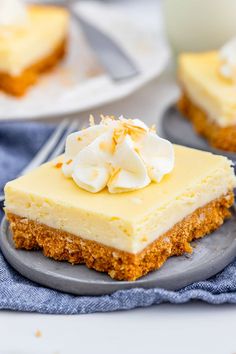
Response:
[6,192,234,281]
[177,93,236,152]
[0,39,67,97]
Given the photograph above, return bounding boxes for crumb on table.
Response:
[35,329,42,338]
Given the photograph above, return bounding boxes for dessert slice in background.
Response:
[0,0,69,96]
[4,117,236,281]
[178,41,236,152]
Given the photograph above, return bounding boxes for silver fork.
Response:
[0,118,83,207]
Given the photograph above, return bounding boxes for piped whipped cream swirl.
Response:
[220,37,236,81]
[0,0,28,26]
[62,116,174,193]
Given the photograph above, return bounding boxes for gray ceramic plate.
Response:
[1,215,236,296]
[161,105,236,162]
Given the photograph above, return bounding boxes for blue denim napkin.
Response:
[0,121,236,314]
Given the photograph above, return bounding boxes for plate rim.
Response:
[0,15,170,121]
[161,105,236,162]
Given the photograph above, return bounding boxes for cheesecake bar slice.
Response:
[4,145,235,281]
[0,5,69,96]
[178,52,236,151]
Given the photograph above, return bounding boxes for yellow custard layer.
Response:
[4,145,236,254]
[0,5,69,76]
[179,52,236,127]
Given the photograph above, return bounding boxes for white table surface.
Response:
[1,303,236,354]
[1,69,236,354]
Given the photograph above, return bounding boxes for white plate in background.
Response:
[0,1,170,120]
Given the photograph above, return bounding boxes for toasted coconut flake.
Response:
[122,123,147,141]
[99,140,115,154]
[108,167,121,186]
[113,126,128,145]
[150,124,156,133]
[100,114,116,125]
[100,114,106,122]
[66,159,72,165]
[54,162,63,169]
[89,114,95,126]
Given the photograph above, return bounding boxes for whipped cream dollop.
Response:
[219,38,236,80]
[0,0,28,26]
[62,116,174,193]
